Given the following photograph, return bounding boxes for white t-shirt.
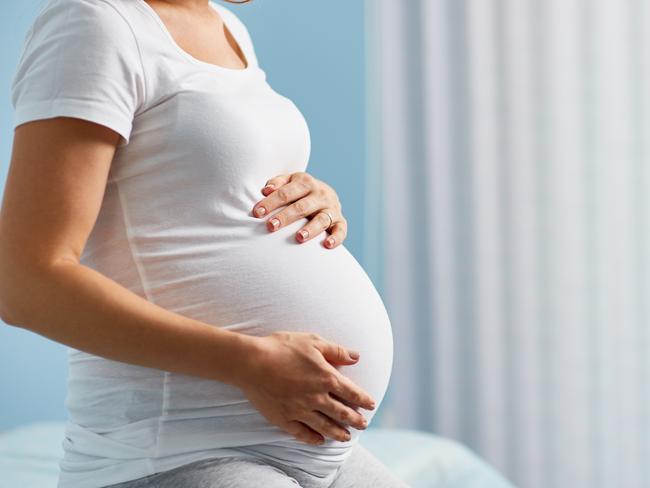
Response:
[11,1,394,487]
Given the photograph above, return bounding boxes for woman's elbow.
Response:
[0,256,38,327]
[0,269,25,327]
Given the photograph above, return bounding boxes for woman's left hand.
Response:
[252,172,347,249]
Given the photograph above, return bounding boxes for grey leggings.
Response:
[105,443,410,488]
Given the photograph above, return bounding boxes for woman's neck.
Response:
[151,0,210,9]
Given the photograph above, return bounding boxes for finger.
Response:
[252,180,311,221]
[261,174,291,196]
[295,209,339,243]
[315,394,369,431]
[268,196,320,234]
[324,220,347,249]
[315,340,360,365]
[300,410,351,443]
[329,372,376,411]
[284,419,324,445]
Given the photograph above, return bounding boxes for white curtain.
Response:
[364,1,650,487]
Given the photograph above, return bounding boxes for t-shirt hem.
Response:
[57,449,258,488]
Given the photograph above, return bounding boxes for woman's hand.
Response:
[252,172,348,249]
[233,331,376,445]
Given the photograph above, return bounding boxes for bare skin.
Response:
[0,0,375,446]
[255,172,348,249]
[145,0,250,70]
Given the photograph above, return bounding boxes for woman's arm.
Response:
[0,117,374,444]
[0,117,254,386]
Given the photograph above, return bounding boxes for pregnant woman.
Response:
[0,0,403,487]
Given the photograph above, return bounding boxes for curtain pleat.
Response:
[366,1,650,487]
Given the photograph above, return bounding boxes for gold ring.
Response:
[323,210,334,228]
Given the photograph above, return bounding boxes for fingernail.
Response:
[269,218,280,230]
[298,229,309,241]
[255,206,266,217]
[349,350,360,359]
[326,237,335,247]
[263,184,275,192]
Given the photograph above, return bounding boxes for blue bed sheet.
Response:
[0,422,516,488]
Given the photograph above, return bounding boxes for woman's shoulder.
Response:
[11,0,147,147]
[15,0,143,77]
[25,0,139,47]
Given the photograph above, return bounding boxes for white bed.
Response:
[0,422,516,487]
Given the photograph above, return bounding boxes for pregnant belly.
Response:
[141,216,394,474]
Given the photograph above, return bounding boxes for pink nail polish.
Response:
[256,206,266,216]
[270,218,280,230]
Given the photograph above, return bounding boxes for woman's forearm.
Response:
[1,260,258,387]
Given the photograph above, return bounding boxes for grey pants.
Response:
[105,443,411,488]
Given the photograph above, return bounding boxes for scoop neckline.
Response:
[136,0,253,74]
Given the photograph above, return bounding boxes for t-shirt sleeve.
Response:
[11,0,146,147]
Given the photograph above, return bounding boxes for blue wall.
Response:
[0,0,368,430]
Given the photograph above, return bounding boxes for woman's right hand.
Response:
[233,331,376,445]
